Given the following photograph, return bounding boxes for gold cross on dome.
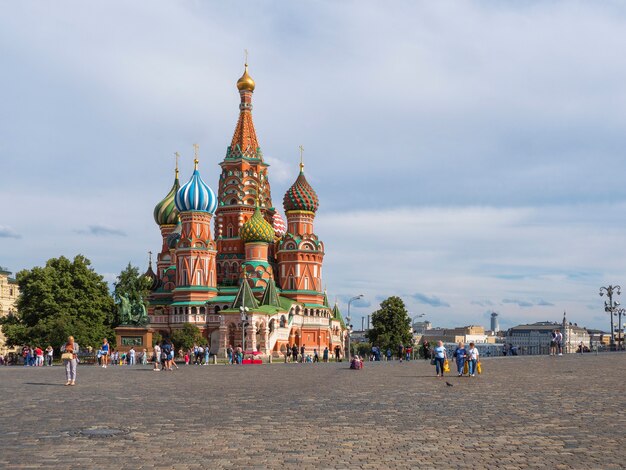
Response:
[193,144,199,168]
[148,251,153,265]
[174,152,180,177]
[244,49,249,66]
[299,145,304,172]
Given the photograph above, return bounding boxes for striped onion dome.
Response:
[283,167,319,213]
[272,212,287,237]
[175,161,218,214]
[240,205,275,244]
[153,174,180,226]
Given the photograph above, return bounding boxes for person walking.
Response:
[204,345,210,365]
[61,336,79,386]
[398,343,404,362]
[227,345,234,365]
[313,349,319,363]
[334,345,341,362]
[323,347,329,363]
[467,342,480,377]
[292,344,298,363]
[555,330,563,355]
[45,345,53,366]
[386,348,392,362]
[453,342,467,377]
[300,345,306,364]
[153,343,161,371]
[162,339,174,371]
[35,346,44,367]
[101,338,110,368]
[549,330,557,356]
[433,340,447,377]
[129,347,136,366]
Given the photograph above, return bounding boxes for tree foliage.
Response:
[1,255,116,351]
[113,262,151,326]
[171,323,205,350]
[366,296,412,351]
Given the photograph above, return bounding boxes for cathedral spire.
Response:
[228,58,261,160]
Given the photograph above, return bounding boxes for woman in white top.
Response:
[467,342,479,377]
[433,340,447,377]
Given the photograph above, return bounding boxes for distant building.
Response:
[350,330,369,344]
[0,267,19,353]
[411,320,432,334]
[490,312,500,333]
[420,325,496,345]
[506,315,590,353]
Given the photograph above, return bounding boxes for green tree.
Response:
[171,323,205,351]
[113,262,151,326]
[1,255,116,351]
[366,296,412,352]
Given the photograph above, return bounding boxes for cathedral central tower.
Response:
[215,63,275,285]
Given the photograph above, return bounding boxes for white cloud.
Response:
[1,1,625,333]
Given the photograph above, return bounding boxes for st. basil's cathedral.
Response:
[137,63,346,357]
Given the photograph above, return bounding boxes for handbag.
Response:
[463,360,469,375]
[477,361,482,374]
[430,358,436,365]
[443,359,450,372]
[61,352,73,360]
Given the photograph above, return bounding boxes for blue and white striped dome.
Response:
[175,163,218,214]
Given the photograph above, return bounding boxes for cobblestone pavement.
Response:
[1,354,625,469]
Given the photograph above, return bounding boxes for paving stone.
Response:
[1,355,625,468]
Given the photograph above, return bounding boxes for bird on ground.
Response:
[445,382,453,387]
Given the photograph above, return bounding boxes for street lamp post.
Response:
[346,294,364,362]
[613,308,626,350]
[239,306,249,354]
[600,285,621,350]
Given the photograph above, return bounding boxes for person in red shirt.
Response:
[35,346,44,367]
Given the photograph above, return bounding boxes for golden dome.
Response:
[237,64,255,92]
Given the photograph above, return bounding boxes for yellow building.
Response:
[0,267,19,353]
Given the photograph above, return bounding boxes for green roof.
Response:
[173,286,218,292]
[261,278,281,308]
[332,303,346,328]
[304,303,328,309]
[207,295,237,303]
[232,278,259,310]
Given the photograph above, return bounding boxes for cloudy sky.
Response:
[2,1,626,331]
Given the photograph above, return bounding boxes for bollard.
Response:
[213,354,217,365]
[268,354,272,364]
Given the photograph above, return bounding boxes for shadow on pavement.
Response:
[24,382,66,386]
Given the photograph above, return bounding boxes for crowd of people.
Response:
[11,345,55,367]
[431,340,481,378]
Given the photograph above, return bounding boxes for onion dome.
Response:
[237,64,255,92]
[166,221,182,249]
[240,205,274,244]
[283,163,319,213]
[175,160,218,214]
[153,172,180,226]
[272,212,287,237]
[143,263,161,291]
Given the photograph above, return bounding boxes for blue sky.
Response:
[2,1,626,331]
